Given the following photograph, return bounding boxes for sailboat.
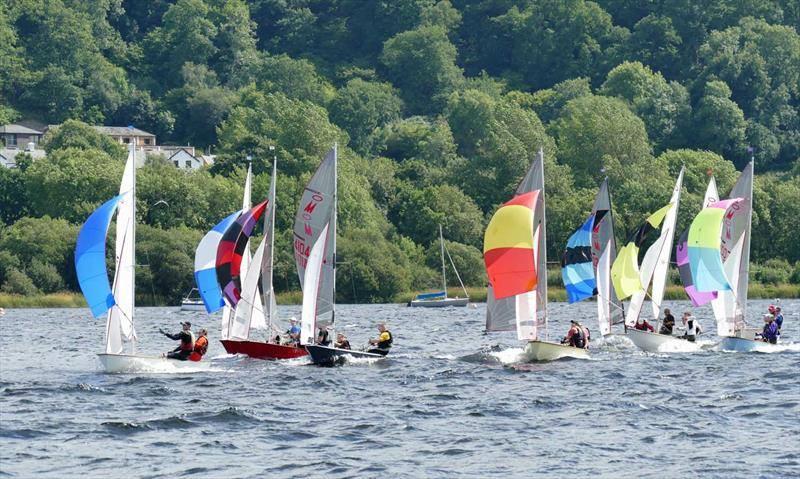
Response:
[75,143,209,373]
[687,162,764,351]
[217,160,307,359]
[484,149,588,361]
[612,168,691,353]
[561,178,624,337]
[296,146,386,365]
[409,225,470,307]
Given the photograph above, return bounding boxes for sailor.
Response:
[659,308,676,335]
[286,317,301,345]
[367,323,393,356]
[335,333,351,350]
[774,307,784,334]
[681,313,701,342]
[562,321,586,349]
[160,321,195,360]
[189,328,209,361]
[757,314,779,344]
[317,325,331,346]
[634,317,655,332]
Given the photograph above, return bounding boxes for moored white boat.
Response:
[180,288,206,311]
[625,328,700,353]
[409,296,469,308]
[524,340,588,361]
[97,353,211,373]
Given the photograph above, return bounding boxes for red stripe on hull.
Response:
[220,340,308,360]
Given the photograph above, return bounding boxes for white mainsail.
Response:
[106,144,137,354]
[294,146,337,327]
[300,224,330,345]
[596,242,613,336]
[261,159,278,329]
[712,163,753,336]
[590,178,622,335]
[625,167,684,324]
[229,238,268,340]
[485,148,547,340]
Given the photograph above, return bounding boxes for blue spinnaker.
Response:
[561,214,596,304]
[75,195,124,317]
[194,211,239,313]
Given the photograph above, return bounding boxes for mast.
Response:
[536,148,548,340]
[264,153,277,332]
[439,224,447,296]
[332,143,338,326]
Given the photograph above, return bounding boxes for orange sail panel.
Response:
[484,191,540,300]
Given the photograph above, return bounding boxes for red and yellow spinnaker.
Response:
[483,191,540,300]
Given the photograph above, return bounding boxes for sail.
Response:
[300,223,330,345]
[216,200,269,307]
[647,167,683,319]
[229,237,268,340]
[75,195,125,317]
[561,214,596,303]
[261,160,278,328]
[677,177,719,306]
[486,149,546,334]
[106,146,137,354]
[590,178,623,331]
[194,212,239,313]
[688,198,745,292]
[294,147,337,326]
[611,203,672,301]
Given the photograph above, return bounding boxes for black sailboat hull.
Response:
[305,345,386,366]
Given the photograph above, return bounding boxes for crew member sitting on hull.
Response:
[634,318,655,332]
[317,325,331,346]
[189,328,209,361]
[367,323,393,356]
[681,313,701,342]
[756,314,778,344]
[335,333,351,350]
[561,321,586,349]
[774,307,784,336]
[660,309,676,335]
[161,321,195,360]
[285,317,301,346]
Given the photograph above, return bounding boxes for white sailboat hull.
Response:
[523,340,589,361]
[180,301,206,311]
[719,337,780,352]
[409,297,469,308]
[97,353,211,373]
[626,328,700,353]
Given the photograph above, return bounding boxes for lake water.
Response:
[1,299,798,478]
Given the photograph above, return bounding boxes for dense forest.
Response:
[0,0,798,304]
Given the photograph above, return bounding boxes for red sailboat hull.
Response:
[220,340,308,360]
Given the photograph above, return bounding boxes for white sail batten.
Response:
[106,145,137,354]
[301,223,329,345]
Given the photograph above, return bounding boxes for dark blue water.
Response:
[1,300,798,478]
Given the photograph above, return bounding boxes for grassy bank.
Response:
[2,283,797,308]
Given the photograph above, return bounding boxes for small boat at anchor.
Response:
[180,288,206,311]
[409,225,470,308]
[484,149,588,362]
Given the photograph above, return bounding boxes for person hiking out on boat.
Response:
[681,313,701,342]
[317,325,331,346]
[774,307,784,334]
[160,321,195,360]
[335,333,351,350]
[634,317,655,332]
[756,314,779,344]
[562,321,586,349]
[189,328,209,361]
[367,323,393,356]
[659,309,675,335]
[286,317,301,345]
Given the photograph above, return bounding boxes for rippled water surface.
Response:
[1,300,798,478]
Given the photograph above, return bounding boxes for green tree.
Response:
[41,120,126,161]
[692,81,748,165]
[1,268,38,295]
[425,239,485,288]
[380,25,464,114]
[0,216,77,289]
[330,78,404,155]
[530,78,593,124]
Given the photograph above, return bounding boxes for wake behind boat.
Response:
[97,353,212,373]
[624,328,700,353]
[305,344,385,366]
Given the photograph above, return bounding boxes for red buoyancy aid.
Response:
[193,336,208,355]
[179,331,195,351]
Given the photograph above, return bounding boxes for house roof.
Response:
[0,124,43,135]
[167,148,198,161]
[92,126,155,137]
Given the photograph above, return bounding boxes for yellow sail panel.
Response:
[610,243,642,300]
[483,207,534,253]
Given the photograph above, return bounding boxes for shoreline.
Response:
[2,283,798,309]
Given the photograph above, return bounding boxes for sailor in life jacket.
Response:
[189,328,209,362]
[562,320,587,349]
[681,312,702,342]
[367,323,393,356]
[160,321,196,360]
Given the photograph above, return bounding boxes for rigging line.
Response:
[443,243,469,298]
